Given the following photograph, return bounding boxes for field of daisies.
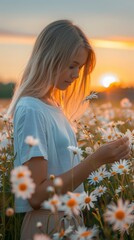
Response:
[0,95,134,240]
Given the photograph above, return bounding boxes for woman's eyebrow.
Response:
[73,61,79,65]
[73,61,86,67]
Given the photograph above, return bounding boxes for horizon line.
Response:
[0,33,134,50]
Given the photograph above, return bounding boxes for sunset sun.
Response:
[100,74,119,88]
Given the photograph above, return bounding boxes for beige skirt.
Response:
[20,209,83,240]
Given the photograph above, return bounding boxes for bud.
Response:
[36,221,42,228]
[53,177,63,188]
[6,208,14,216]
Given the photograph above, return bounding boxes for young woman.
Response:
[7,19,130,239]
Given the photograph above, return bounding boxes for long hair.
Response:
[7,19,96,121]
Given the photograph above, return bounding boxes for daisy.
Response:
[120,98,132,108]
[67,191,81,198]
[85,147,94,155]
[61,194,80,217]
[98,127,117,142]
[125,129,134,146]
[88,171,103,185]
[67,146,83,156]
[115,121,125,126]
[71,225,98,240]
[115,185,128,194]
[25,135,39,146]
[53,177,63,188]
[79,191,97,210]
[42,194,61,213]
[11,178,36,199]
[10,165,31,183]
[104,198,134,233]
[108,170,118,178]
[83,92,98,102]
[53,226,74,240]
[6,208,14,216]
[93,185,107,197]
[33,234,51,240]
[93,141,102,151]
[97,166,109,179]
[111,159,131,175]
[36,222,43,228]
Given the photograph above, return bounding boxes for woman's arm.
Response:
[24,136,130,209]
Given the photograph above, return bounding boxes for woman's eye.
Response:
[69,66,75,69]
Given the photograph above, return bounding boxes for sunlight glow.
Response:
[91,39,134,50]
[100,74,119,88]
[0,34,35,45]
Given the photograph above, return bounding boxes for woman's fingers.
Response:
[107,136,129,146]
[116,148,130,160]
[113,137,129,148]
[98,136,130,165]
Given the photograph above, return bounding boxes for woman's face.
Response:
[55,46,88,90]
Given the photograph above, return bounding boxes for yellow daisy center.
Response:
[19,183,27,191]
[118,165,124,169]
[85,197,91,204]
[115,210,125,220]
[17,172,24,178]
[80,231,92,237]
[50,200,59,205]
[67,198,77,208]
[93,177,98,181]
[59,229,65,237]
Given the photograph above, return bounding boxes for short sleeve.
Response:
[14,105,48,164]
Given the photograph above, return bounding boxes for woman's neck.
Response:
[40,90,60,107]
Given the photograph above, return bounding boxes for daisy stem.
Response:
[71,155,75,192]
[90,102,99,126]
[120,232,124,240]
[93,209,104,230]
[2,171,5,239]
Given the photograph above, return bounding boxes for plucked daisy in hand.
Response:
[104,198,134,233]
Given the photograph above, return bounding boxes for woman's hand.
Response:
[94,136,130,165]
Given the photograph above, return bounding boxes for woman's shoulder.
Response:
[16,96,42,108]
[14,97,48,123]
[14,96,46,119]
[15,96,50,114]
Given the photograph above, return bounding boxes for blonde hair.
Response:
[7,19,95,121]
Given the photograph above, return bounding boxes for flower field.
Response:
[0,96,134,240]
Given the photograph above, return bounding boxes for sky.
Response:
[0,0,134,90]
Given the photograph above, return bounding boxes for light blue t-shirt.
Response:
[13,96,84,212]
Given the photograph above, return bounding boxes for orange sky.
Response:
[0,34,134,91]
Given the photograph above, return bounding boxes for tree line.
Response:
[0,82,15,98]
